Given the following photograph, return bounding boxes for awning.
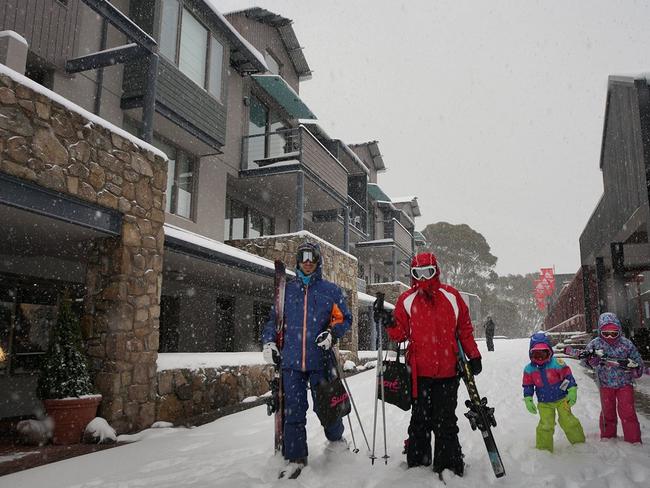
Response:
[367,183,392,203]
[251,75,316,119]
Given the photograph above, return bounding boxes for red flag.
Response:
[540,268,555,292]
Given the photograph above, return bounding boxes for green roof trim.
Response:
[367,183,391,202]
[251,75,316,119]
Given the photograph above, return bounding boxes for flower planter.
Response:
[43,395,102,445]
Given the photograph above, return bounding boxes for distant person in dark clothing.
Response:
[484,316,496,351]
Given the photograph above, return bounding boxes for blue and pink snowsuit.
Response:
[585,312,643,443]
[522,333,585,451]
[262,255,352,461]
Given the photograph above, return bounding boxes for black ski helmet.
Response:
[296,242,321,266]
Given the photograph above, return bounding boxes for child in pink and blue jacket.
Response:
[522,332,585,452]
[585,312,643,443]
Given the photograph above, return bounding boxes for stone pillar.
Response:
[0,31,28,75]
[0,72,167,433]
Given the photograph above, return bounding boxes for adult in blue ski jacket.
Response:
[262,242,352,476]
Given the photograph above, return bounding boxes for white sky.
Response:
[5,339,650,487]
[217,0,650,276]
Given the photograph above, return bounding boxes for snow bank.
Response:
[5,339,650,488]
[157,352,265,371]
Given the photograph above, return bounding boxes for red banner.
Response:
[539,268,555,292]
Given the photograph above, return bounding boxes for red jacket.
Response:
[388,283,481,393]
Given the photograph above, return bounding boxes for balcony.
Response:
[354,218,413,284]
[231,126,349,237]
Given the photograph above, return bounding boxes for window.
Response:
[160,0,179,61]
[159,1,224,100]
[0,279,83,375]
[208,37,224,101]
[264,50,280,75]
[179,9,207,87]
[246,96,291,167]
[224,197,275,240]
[154,137,196,219]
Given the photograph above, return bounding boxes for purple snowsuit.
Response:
[585,312,643,443]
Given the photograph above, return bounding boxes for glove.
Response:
[263,342,280,365]
[524,396,537,414]
[315,330,333,350]
[469,357,482,376]
[374,308,395,328]
[566,386,578,407]
[618,358,639,369]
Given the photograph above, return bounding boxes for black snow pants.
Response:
[406,376,464,475]
[486,334,494,351]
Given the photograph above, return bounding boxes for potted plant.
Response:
[37,297,101,445]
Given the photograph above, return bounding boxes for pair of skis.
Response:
[563,346,650,375]
[456,339,506,478]
[266,261,287,456]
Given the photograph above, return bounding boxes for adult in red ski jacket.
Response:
[380,252,482,477]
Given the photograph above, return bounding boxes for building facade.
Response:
[0,0,422,431]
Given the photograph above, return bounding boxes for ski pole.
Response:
[333,348,371,452]
[370,293,390,465]
[377,298,389,465]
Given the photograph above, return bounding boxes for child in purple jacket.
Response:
[585,312,644,443]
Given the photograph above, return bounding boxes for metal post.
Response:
[392,246,397,282]
[295,171,304,231]
[343,204,350,252]
[93,19,108,116]
[581,265,594,333]
[141,53,159,143]
[596,257,607,314]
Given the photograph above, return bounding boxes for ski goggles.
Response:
[297,248,319,263]
[531,349,551,361]
[410,265,437,281]
[601,330,620,339]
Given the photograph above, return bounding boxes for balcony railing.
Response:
[348,196,368,234]
[241,126,348,199]
[383,218,413,254]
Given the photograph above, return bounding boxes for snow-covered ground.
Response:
[3,339,650,488]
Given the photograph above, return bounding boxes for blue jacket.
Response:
[262,261,352,371]
[522,333,577,402]
[585,312,643,388]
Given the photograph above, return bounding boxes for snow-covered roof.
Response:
[355,238,395,246]
[0,30,27,46]
[225,7,312,80]
[164,223,287,274]
[0,64,167,161]
[391,196,416,204]
[264,231,358,262]
[203,1,268,73]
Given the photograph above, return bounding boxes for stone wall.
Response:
[366,282,409,307]
[0,72,167,433]
[228,232,359,353]
[156,365,272,424]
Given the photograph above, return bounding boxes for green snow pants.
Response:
[536,399,585,452]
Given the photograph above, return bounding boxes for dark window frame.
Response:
[224,197,275,240]
[158,136,198,221]
[0,276,84,376]
[158,0,226,102]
